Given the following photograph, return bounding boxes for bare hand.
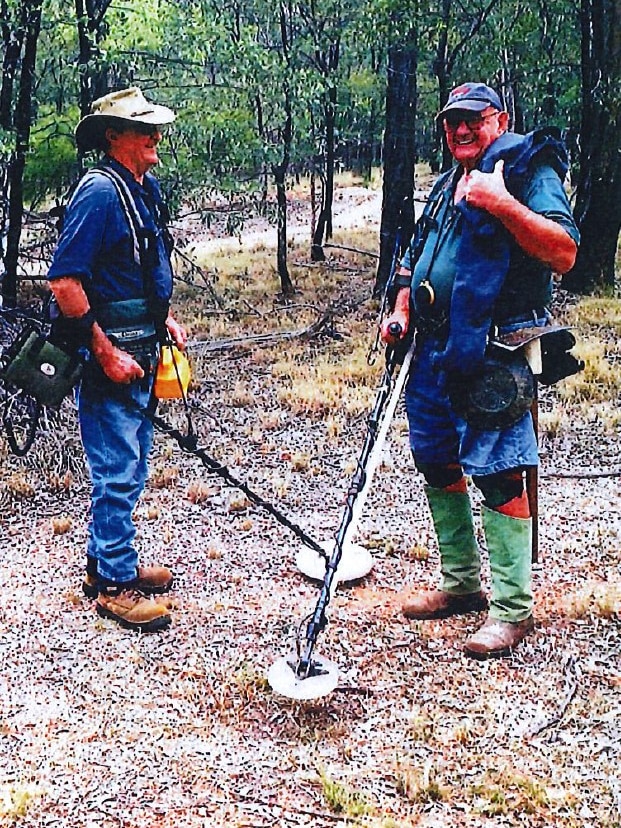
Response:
[165,315,187,351]
[99,347,145,384]
[380,310,409,344]
[463,159,510,213]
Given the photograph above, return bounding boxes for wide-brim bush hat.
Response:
[75,87,176,151]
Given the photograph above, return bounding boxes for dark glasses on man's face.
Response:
[443,111,498,130]
[132,123,162,137]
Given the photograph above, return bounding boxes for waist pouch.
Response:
[96,299,159,372]
[97,299,158,350]
[1,329,84,408]
[78,299,161,385]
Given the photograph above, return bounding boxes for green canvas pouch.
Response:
[1,330,84,408]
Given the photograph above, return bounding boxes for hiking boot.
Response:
[464,616,534,660]
[96,585,172,633]
[83,564,174,599]
[402,589,488,620]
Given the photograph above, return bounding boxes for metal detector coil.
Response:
[296,540,373,584]
[268,654,340,700]
[270,336,415,700]
[296,336,414,585]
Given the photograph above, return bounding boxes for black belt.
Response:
[415,307,548,344]
[494,308,548,328]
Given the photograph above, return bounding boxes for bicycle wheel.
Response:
[2,383,41,457]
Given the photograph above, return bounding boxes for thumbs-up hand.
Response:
[463,159,510,214]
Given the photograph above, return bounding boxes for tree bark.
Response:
[310,37,340,263]
[310,83,337,261]
[373,38,417,298]
[0,1,26,130]
[562,0,621,292]
[75,0,113,118]
[271,2,294,297]
[2,0,43,304]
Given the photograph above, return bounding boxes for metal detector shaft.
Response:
[296,341,414,676]
[336,343,415,567]
[145,409,326,556]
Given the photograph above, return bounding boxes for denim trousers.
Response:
[77,373,154,584]
[405,334,539,477]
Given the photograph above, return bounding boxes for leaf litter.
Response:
[0,214,619,827]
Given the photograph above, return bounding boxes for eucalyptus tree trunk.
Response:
[75,0,113,117]
[310,81,337,261]
[272,82,295,297]
[310,37,340,263]
[272,2,294,297]
[374,38,417,298]
[562,0,621,292]
[0,0,25,130]
[2,0,43,304]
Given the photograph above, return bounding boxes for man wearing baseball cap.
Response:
[381,81,580,658]
[47,88,186,633]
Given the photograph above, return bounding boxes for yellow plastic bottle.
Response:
[154,345,191,399]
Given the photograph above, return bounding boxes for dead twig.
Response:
[187,311,335,355]
[323,242,379,259]
[542,469,621,479]
[526,656,580,738]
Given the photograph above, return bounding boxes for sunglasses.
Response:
[443,111,499,130]
[131,123,163,137]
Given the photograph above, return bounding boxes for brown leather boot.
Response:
[464,616,534,660]
[83,564,174,599]
[96,585,172,633]
[402,589,488,620]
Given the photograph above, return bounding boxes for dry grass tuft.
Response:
[469,766,553,817]
[51,515,72,535]
[0,784,42,819]
[559,337,619,402]
[566,580,620,620]
[273,341,380,418]
[318,768,373,817]
[395,760,450,804]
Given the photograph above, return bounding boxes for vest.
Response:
[428,128,570,375]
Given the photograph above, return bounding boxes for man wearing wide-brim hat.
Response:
[48,87,186,633]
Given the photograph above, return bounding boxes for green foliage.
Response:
[23,109,80,209]
[0,0,591,225]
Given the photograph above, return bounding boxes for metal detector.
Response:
[269,326,414,700]
[296,334,415,584]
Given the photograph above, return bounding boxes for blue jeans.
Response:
[405,333,539,477]
[77,374,154,584]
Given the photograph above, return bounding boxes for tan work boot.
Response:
[464,616,534,660]
[96,586,172,633]
[83,564,174,599]
[402,589,488,620]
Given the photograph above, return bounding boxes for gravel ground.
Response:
[0,228,619,827]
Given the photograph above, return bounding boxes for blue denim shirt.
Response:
[48,158,173,309]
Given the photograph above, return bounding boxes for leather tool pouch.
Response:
[491,323,584,387]
[1,329,84,407]
[446,345,536,431]
[538,329,584,385]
